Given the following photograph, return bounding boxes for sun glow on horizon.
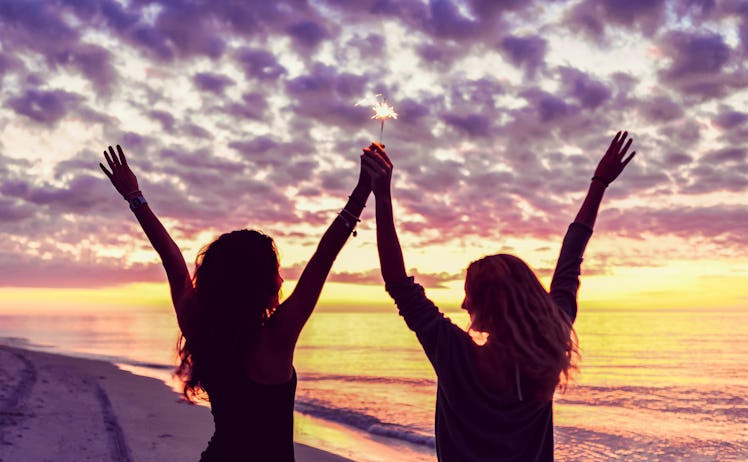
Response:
[2,255,746,316]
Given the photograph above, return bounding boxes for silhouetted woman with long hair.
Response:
[362,132,636,461]
[100,145,371,461]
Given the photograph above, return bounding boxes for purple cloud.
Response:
[676,147,748,194]
[284,63,369,127]
[0,1,119,94]
[660,31,730,79]
[7,89,81,125]
[26,175,110,212]
[567,0,667,39]
[222,92,269,121]
[520,89,578,123]
[287,21,329,49]
[559,67,611,109]
[702,147,746,163]
[53,45,117,94]
[194,72,235,94]
[443,113,493,137]
[656,30,748,98]
[281,265,460,289]
[235,47,287,80]
[637,95,684,122]
[149,110,176,131]
[0,0,78,51]
[499,35,547,77]
[427,0,477,39]
[183,123,213,140]
[137,2,226,59]
[0,251,164,288]
[0,52,22,76]
[602,205,748,251]
[713,108,747,129]
[0,197,34,222]
[664,152,693,167]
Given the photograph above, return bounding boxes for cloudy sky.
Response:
[1,0,746,312]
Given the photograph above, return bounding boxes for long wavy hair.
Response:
[175,229,282,401]
[464,254,579,402]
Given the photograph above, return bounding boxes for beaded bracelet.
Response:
[336,212,359,237]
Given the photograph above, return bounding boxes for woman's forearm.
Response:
[375,193,407,283]
[311,181,370,263]
[131,204,191,301]
[573,180,607,229]
[278,181,371,340]
[132,205,181,263]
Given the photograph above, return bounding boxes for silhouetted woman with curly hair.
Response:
[100,144,371,461]
[362,132,636,461]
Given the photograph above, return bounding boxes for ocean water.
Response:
[1,307,747,461]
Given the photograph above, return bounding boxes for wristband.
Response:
[591,176,609,187]
[336,209,360,237]
[339,207,361,223]
[128,195,147,211]
[123,189,142,200]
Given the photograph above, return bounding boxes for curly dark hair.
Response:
[175,229,282,401]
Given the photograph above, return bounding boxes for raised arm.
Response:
[99,146,194,333]
[273,150,372,345]
[362,144,406,284]
[363,144,461,368]
[550,131,636,322]
[574,130,636,228]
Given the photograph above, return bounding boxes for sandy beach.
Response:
[0,343,353,462]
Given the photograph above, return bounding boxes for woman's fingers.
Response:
[609,131,621,152]
[368,142,392,167]
[99,162,113,179]
[362,150,390,170]
[104,150,116,171]
[622,151,636,167]
[361,152,384,170]
[620,137,633,158]
[108,146,121,167]
[116,145,128,166]
[617,131,628,151]
[361,162,379,179]
[377,148,393,168]
[361,153,388,176]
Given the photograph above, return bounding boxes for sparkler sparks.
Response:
[356,94,397,143]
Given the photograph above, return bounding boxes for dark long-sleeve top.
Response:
[385,223,592,462]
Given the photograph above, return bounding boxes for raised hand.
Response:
[100,145,140,199]
[361,142,393,197]
[593,131,636,186]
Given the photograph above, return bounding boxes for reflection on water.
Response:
[1,308,747,461]
[0,310,179,366]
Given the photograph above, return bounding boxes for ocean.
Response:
[1,307,746,461]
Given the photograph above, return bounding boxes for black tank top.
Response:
[199,368,297,461]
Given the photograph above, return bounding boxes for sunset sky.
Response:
[0,0,746,313]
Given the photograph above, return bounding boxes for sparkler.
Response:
[357,94,398,144]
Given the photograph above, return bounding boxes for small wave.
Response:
[300,372,435,388]
[124,360,174,371]
[558,384,748,419]
[295,398,435,448]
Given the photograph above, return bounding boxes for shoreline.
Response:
[2,337,437,462]
[0,342,353,462]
